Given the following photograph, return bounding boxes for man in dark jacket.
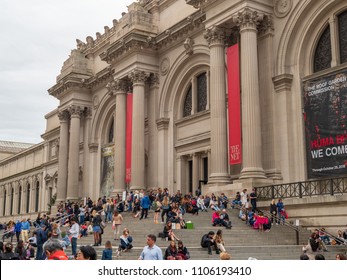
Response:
[36,224,48,260]
[140,193,150,220]
[201,231,219,255]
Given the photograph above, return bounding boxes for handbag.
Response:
[101,221,106,229]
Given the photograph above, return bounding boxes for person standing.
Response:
[269,199,277,225]
[112,210,123,240]
[240,189,248,207]
[68,217,80,257]
[138,234,163,260]
[36,224,48,260]
[276,198,285,225]
[21,218,30,242]
[249,188,257,212]
[140,192,150,220]
[14,220,22,243]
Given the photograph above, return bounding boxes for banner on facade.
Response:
[303,69,347,178]
[125,93,133,183]
[227,44,242,165]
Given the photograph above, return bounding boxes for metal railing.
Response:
[256,176,347,200]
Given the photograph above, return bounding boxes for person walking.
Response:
[112,210,123,240]
[140,192,150,220]
[138,234,163,260]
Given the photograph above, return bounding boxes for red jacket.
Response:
[48,250,69,260]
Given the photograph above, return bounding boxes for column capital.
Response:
[68,105,84,118]
[84,107,93,118]
[128,70,150,85]
[106,79,129,96]
[156,118,170,131]
[258,15,274,37]
[58,110,70,122]
[233,8,262,32]
[204,26,226,46]
[149,73,160,88]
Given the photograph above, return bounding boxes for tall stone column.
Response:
[258,16,282,180]
[67,105,83,200]
[148,74,159,188]
[192,153,200,195]
[235,8,266,179]
[107,79,128,194]
[83,107,92,198]
[128,70,150,190]
[204,26,231,184]
[57,110,70,203]
[4,185,10,216]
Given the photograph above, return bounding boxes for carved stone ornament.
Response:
[234,8,261,31]
[58,110,70,122]
[274,0,292,18]
[93,96,99,110]
[68,105,84,117]
[160,57,170,76]
[184,37,194,55]
[204,26,226,45]
[128,70,150,84]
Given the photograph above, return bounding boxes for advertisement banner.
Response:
[125,93,133,183]
[227,44,242,165]
[303,69,347,178]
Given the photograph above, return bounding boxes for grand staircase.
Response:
[64,208,347,260]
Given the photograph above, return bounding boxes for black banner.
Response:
[303,69,347,178]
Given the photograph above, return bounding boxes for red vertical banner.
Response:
[125,93,133,183]
[227,44,242,165]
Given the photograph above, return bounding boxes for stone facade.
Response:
[1,0,347,227]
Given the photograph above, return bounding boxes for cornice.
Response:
[48,74,91,99]
[186,0,218,10]
[155,12,206,51]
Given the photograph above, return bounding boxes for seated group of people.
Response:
[247,210,272,232]
[211,209,232,229]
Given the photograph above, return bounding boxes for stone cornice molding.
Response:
[233,8,262,32]
[156,118,170,131]
[68,105,84,118]
[128,70,150,85]
[87,66,114,90]
[186,0,218,10]
[204,26,226,46]
[156,13,205,51]
[272,74,293,92]
[48,74,91,99]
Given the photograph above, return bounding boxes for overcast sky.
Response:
[0,0,134,144]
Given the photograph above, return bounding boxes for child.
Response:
[101,240,113,260]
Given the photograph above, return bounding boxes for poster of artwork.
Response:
[303,69,347,178]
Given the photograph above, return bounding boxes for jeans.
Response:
[71,237,77,256]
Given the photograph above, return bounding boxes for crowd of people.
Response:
[0,187,346,260]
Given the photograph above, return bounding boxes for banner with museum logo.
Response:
[303,69,347,178]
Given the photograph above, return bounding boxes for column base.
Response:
[265,169,283,181]
[130,185,146,191]
[208,173,231,184]
[239,167,267,179]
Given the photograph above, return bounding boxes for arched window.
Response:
[338,10,347,64]
[26,184,30,213]
[183,86,192,117]
[3,189,6,216]
[35,181,40,212]
[10,187,14,216]
[197,73,207,112]
[314,25,332,72]
[18,185,22,214]
[108,119,114,143]
[182,71,208,118]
